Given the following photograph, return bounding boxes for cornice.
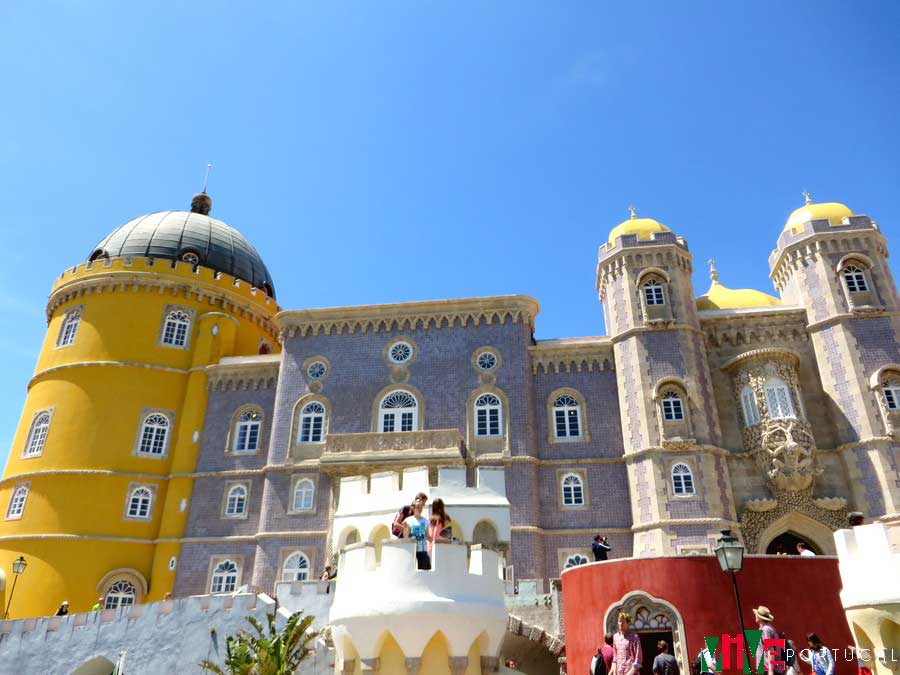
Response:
[29,360,190,390]
[631,517,740,532]
[805,309,900,333]
[276,295,540,338]
[206,359,280,392]
[720,347,801,372]
[511,525,633,535]
[529,338,614,374]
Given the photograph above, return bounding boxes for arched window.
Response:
[298,402,326,444]
[23,411,52,457]
[671,463,695,496]
[553,395,582,439]
[763,377,795,419]
[6,486,28,520]
[740,386,760,427]
[842,265,869,293]
[474,393,502,437]
[161,310,191,347]
[210,560,239,593]
[225,485,247,517]
[138,413,170,456]
[661,392,685,421]
[127,487,153,519]
[104,581,136,609]
[281,552,311,581]
[292,478,315,512]
[643,280,666,306]
[561,473,585,507]
[883,380,900,411]
[564,554,589,569]
[233,409,262,453]
[56,309,81,347]
[379,391,418,432]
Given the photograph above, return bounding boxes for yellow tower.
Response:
[0,193,279,618]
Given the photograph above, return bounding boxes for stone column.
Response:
[449,656,469,675]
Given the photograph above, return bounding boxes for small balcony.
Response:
[319,429,466,472]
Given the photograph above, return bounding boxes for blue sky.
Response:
[1,2,899,462]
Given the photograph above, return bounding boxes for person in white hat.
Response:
[753,606,785,675]
[54,600,69,616]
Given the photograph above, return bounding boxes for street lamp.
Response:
[3,556,27,620]
[714,531,754,671]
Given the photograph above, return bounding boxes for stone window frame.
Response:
[669,460,698,499]
[739,385,760,427]
[762,376,796,420]
[290,394,332,457]
[471,346,502,373]
[225,404,265,456]
[302,355,332,384]
[21,407,54,459]
[221,480,251,520]
[122,482,158,522]
[383,336,418,367]
[279,548,315,582]
[157,304,195,350]
[653,378,693,441]
[558,469,589,510]
[96,568,147,607]
[465,385,509,455]
[637,268,674,324]
[207,555,244,594]
[836,253,877,310]
[370,384,426,433]
[5,482,30,520]
[288,474,318,515]
[547,387,591,444]
[54,304,84,349]
[132,408,176,460]
[869,365,900,438]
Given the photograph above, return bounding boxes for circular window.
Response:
[388,341,414,364]
[181,251,200,265]
[168,556,178,571]
[476,351,498,371]
[307,361,327,380]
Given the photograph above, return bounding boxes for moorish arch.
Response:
[757,511,837,555]
[604,591,688,670]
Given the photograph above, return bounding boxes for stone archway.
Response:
[757,511,837,555]
[604,591,688,671]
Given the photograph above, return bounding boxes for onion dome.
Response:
[607,206,671,245]
[696,260,781,311]
[88,193,276,298]
[783,193,853,234]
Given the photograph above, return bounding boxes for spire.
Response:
[190,163,213,215]
[803,190,813,205]
[708,259,720,285]
[628,204,637,220]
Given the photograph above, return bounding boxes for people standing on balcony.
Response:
[403,492,432,569]
[392,505,413,538]
[797,542,816,557]
[610,611,642,675]
[592,535,612,561]
[427,498,454,554]
[53,601,69,616]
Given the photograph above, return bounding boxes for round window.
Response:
[476,351,498,371]
[307,361,327,380]
[168,556,177,571]
[181,251,200,265]
[388,341,414,364]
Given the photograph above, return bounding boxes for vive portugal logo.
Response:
[701,630,784,673]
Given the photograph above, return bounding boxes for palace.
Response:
[1,190,899,622]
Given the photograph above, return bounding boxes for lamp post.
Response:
[714,531,754,672]
[3,556,27,620]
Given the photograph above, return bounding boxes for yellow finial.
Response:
[628,205,637,220]
[708,259,719,284]
[803,191,813,205]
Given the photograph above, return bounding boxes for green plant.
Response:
[200,610,317,675]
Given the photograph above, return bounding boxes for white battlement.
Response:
[834,521,900,607]
[329,539,507,670]
[332,466,510,554]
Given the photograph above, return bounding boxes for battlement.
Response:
[49,256,279,313]
[834,521,900,608]
[768,214,880,270]
[332,466,511,552]
[598,230,690,262]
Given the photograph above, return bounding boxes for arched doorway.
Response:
[757,511,836,555]
[765,531,822,555]
[473,520,499,549]
[605,592,687,672]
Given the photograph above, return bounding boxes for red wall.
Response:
[562,556,853,675]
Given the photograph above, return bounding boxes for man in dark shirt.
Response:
[592,535,612,561]
[653,640,679,675]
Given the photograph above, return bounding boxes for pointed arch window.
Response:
[553,395,583,439]
[671,463,695,496]
[161,310,191,347]
[6,485,28,520]
[561,473,585,507]
[233,409,262,453]
[210,560,239,594]
[225,485,247,517]
[137,413,170,456]
[23,411,52,457]
[299,402,326,444]
[127,486,153,519]
[281,552,311,581]
[292,478,315,512]
[474,393,502,437]
[643,280,666,306]
[56,309,81,347]
[842,265,869,293]
[104,581,136,609]
[379,391,418,432]
[763,377,795,419]
[740,386,760,427]
[661,392,685,421]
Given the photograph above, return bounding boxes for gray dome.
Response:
[89,210,276,298]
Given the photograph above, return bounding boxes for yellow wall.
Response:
[0,257,278,618]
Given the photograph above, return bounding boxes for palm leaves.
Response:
[200,610,317,675]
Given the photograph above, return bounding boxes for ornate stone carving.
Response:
[745,498,777,512]
[813,497,847,511]
[739,487,848,553]
[758,419,820,492]
[320,429,466,470]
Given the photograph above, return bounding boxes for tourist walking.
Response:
[753,606,785,675]
[592,535,612,561]
[610,611,642,675]
[427,498,453,554]
[592,632,615,675]
[797,542,816,556]
[781,632,797,675]
[800,634,834,675]
[54,601,69,616]
[403,494,432,569]
[653,641,679,675]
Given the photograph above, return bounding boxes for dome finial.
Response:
[803,190,813,205]
[202,162,212,194]
[191,163,213,215]
[708,259,720,284]
[628,204,637,220]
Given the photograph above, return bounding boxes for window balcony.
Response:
[319,429,465,471]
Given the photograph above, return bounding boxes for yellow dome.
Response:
[784,195,853,234]
[696,261,781,311]
[608,208,671,245]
